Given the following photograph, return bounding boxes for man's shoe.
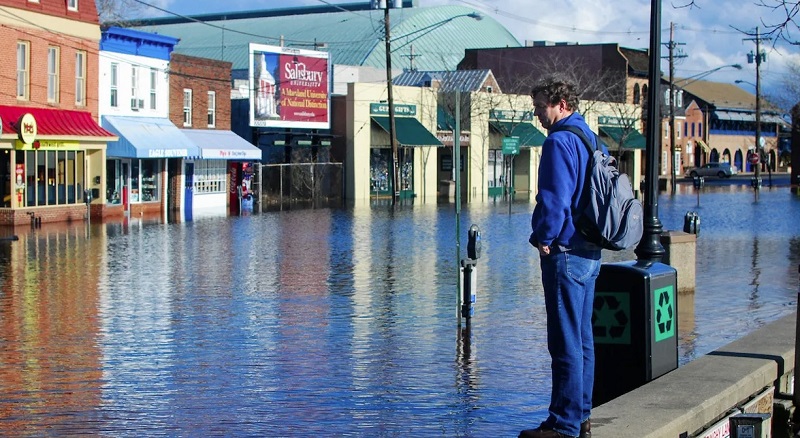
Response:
[518,427,575,438]
[580,419,591,438]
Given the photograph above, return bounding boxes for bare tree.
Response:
[675,0,800,45]
[96,0,145,26]
[772,57,800,109]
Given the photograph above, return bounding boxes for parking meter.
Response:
[692,176,704,189]
[467,224,481,260]
[84,189,92,205]
[461,224,481,322]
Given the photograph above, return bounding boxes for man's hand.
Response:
[538,243,550,257]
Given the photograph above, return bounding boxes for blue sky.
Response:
[135,0,797,104]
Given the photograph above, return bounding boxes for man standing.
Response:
[519,76,602,438]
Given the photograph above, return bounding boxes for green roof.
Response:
[372,116,442,147]
[490,121,546,147]
[599,126,646,150]
[132,5,520,72]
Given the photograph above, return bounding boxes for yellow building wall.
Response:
[346,82,440,205]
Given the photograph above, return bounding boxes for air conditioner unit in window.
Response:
[130,97,139,111]
[138,99,145,109]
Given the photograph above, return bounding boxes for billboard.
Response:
[249,43,331,130]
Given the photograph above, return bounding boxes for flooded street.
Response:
[1,186,799,437]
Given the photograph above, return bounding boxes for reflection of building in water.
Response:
[255,53,277,118]
[0,225,103,434]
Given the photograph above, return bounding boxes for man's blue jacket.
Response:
[530,112,603,250]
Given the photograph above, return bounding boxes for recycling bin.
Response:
[592,260,678,406]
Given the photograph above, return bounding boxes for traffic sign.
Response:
[502,136,519,155]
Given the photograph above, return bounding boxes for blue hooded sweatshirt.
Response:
[530,112,603,250]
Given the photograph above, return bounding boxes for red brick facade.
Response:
[169,53,232,130]
[0,0,107,227]
[0,0,101,116]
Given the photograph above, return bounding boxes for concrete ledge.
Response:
[592,312,796,437]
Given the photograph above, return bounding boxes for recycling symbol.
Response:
[654,286,675,342]
[592,292,630,345]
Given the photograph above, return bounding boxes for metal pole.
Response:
[668,22,677,195]
[794,263,800,408]
[455,91,462,321]
[634,0,666,263]
[384,4,399,206]
[755,26,762,194]
[508,155,514,215]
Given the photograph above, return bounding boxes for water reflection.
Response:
[0,186,798,436]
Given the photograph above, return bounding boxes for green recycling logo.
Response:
[654,285,675,342]
[592,292,630,345]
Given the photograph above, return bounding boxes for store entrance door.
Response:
[184,162,194,222]
[121,161,130,213]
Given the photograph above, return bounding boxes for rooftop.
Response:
[131,4,520,72]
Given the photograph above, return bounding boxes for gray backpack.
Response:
[551,126,644,251]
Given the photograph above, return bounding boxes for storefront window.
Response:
[107,159,122,204]
[488,149,503,188]
[370,148,390,194]
[76,151,84,203]
[57,151,66,204]
[24,151,35,206]
[193,160,226,194]
[36,151,49,205]
[140,160,160,202]
[10,149,86,207]
[399,148,413,192]
[1,151,10,207]
[130,160,140,202]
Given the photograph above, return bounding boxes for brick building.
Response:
[168,53,260,218]
[0,0,116,226]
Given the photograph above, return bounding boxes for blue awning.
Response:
[102,116,200,158]
[181,129,261,160]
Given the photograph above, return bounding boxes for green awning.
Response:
[599,126,646,150]
[490,121,546,147]
[372,116,443,147]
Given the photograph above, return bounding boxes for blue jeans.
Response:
[539,248,601,437]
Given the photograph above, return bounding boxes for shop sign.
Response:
[598,116,637,127]
[14,140,80,150]
[490,109,533,122]
[370,103,416,116]
[436,131,470,147]
[148,149,189,158]
[18,113,36,144]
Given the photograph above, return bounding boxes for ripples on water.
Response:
[0,186,798,436]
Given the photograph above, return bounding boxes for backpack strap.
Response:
[548,125,598,229]
[551,125,597,155]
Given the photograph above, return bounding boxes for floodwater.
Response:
[1,185,799,437]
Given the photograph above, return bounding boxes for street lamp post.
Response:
[635,0,666,262]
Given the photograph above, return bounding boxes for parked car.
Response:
[685,162,738,178]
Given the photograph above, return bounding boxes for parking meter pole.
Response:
[461,260,476,323]
[84,189,92,227]
[459,225,481,326]
[693,176,704,207]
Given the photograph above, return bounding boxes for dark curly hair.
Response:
[530,75,580,112]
